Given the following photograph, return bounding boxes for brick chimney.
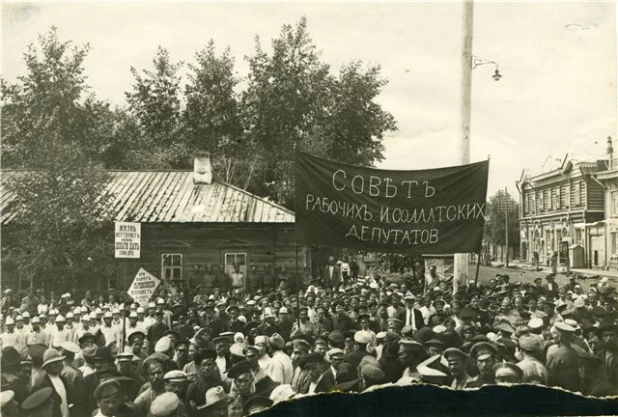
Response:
[193,152,213,184]
[607,136,614,169]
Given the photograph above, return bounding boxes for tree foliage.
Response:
[1,27,119,289]
[125,46,186,168]
[484,190,520,248]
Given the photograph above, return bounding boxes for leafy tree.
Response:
[1,27,119,289]
[484,189,520,252]
[125,46,186,168]
[325,61,396,165]
[242,17,397,206]
[1,27,114,167]
[184,40,246,184]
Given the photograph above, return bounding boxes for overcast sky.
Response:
[2,1,616,196]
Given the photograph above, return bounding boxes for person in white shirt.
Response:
[49,315,72,349]
[267,334,294,384]
[1,318,25,348]
[100,312,121,347]
[254,335,273,373]
[25,316,49,346]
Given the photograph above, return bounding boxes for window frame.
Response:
[161,253,183,282]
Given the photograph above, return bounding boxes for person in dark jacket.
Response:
[546,322,581,393]
[299,353,334,394]
[31,349,70,417]
[185,349,224,417]
[577,350,618,397]
[81,346,122,416]
[1,347,28,405]
[378,332,404,383]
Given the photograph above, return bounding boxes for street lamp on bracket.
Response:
[472,55,502,81]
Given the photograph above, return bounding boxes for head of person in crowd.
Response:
[243,345,260,372]
[95,379,122,417]
[228,361,255,398]
[290,339,312,368]
[398,338,426,369]
[1,347,22,376]
[143,357,166,394]
[300,353,329,383]
[197,349,222,385]
[226,393,244,417]
[197,386,227,417]
[493,362,523,385]
[314,336,328,357]
[128,331,145,356]
[164,370,188,399]
[93,346,115,374]
[444,348,469,380]
[471,342,498,383]
[41,348,64,377]
[116,352,135,376]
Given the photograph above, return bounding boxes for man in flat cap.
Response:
[134,356,167,417]
[444,348,475,389]
[467,342,498,387]
[396,338,426,385]
[93,379,127,417]
[290,339,312,394]
[516,334,548,385]
[546,322,581,393]
[147,392,185,417]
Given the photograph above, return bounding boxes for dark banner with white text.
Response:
[295,152,489,254]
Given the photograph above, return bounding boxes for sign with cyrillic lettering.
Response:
[127,268,160,306]
[115,222,141,258]
[295,152,489,254]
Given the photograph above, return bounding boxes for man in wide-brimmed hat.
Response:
[197,386,227,417]
[32,348,71,417]
[1,346,28,404]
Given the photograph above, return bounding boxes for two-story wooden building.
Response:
[592,137,618,271]
[516,156,606,270]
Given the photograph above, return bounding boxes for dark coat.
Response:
[397,308,425,330]
[315,369,336,393]
[31,374,69,417]
[344,349,371,369]
[322,265,342,288]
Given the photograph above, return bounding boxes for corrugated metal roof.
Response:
[1,170,295,225]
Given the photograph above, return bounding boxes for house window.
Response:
[162,254,183,281]
[575,229,582,244]
[537,192,543,211]
[555,187,561,210]
[224,252,247,277]
[574,182,582,206]
[612,232,617,254]
[612,191,618,216]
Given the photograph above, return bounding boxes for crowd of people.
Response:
[1,255,618,417]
